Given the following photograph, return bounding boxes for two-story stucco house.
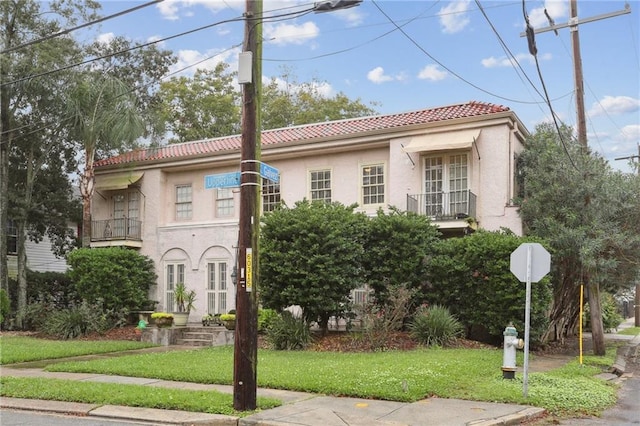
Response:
[90,101,528,321]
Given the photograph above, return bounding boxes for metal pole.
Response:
[234,0,262,411]
[523,244,532,398]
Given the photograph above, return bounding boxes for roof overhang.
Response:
[95,172,144,191]
[402,129,481,153]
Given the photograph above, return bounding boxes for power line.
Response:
[1,0,164,54]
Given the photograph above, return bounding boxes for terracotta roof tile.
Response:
[94,101,509,168]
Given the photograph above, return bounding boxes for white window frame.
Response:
[206,261,228,314]
[361,163,385,206]
[216,188,235,217]
[423,153,469,218]
[262,179,281,213]
[309,169,332,203]
[175,184,192,220]
[165,262,186,311]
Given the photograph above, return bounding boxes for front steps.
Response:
[141,325,234,347]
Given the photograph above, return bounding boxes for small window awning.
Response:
[95,172,144,191]
[402,129,481,153]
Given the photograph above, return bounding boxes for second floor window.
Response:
[176,184,192,220]
[216,188,234,217]
[262,180,281,212]
[310,169,331,203]
[362,164,384,205]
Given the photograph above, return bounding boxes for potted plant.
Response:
[172,283,196,327]
[151,312,174,328]
[202,313,214,326]
[220,311,236,330]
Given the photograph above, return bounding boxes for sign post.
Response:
[510,242,550,397]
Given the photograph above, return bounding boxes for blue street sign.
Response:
[260,162,280,183]
[204,172,241,189]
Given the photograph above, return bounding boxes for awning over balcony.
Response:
[402,129,481,153]
[95,172,144,191]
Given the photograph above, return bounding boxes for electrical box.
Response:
[238,51,252,84]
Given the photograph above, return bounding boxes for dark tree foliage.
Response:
[67,247,156,313]
[361,207,440,307]
[425,230,552,345]
[260,200,368,333]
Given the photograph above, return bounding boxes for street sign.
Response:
[204,172,240,189]
[509,242,551,398]
[260,162,279,183]
[510,243,551,283]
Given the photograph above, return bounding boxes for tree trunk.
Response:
[587,278,606,356]
[15,220,27,329]
[542,269,581,343]
[80,148,95,247]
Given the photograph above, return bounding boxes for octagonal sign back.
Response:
[510,243,550,283]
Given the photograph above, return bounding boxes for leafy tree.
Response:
[66,73,145,247]
[157,64,240,143]
[517,123,640,354]
[361,207,440,307]
[425,230,552,345]
[67,247,156,313]
[261,68,378,130]
[260,200,368,333]
[0,0,95,323]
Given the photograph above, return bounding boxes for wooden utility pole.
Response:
[234,0,262,411]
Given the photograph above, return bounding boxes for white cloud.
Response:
[438,1,471,34]
[367,67,395,84]
[157,0,180,20]
[619,124,640,142]
[330,8,365,27]
[262,75,334,98]
[417,64,447,81]
[588,96,640,117]
[528,0,568,29]
[481,53,552,68]
[96,32,115,45]
[264,21,320,46]
[169,47,239,76]
[157,0,242,20]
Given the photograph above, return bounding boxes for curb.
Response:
[467,407,546,426]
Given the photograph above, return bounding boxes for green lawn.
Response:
[0,336,155,364]
[0,337,619,417]
[618,326,640,336]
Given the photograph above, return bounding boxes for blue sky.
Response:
[90,0,640,172]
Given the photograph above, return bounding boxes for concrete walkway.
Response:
[1,318,638,426]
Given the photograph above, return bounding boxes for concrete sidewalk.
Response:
[2,318,638,426]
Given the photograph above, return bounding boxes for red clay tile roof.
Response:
[94,101,510,168]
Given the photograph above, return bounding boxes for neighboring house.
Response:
[91,101,529,320]
[6,219,74,276]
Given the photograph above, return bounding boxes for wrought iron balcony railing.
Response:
[91,218,142,242]
[407,190,477,220]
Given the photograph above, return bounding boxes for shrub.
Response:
[0,289,10,328]
[356,286,412,351]
[67,247,156,313]
[151,312,174,319]
[409,305,463,347]
[265,311,312,350]
[40,301,110,339]
[258,308,278,333]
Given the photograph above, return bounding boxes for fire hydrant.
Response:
[501,324,524,379]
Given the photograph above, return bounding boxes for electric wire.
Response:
[1,0,164,54]
[370,0,547,105]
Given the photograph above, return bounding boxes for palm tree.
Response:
[66,73,144,247]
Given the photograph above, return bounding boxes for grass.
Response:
[0,336,156,364]
[0,377,280,416]
[617,326,640,336]
[35,343,618,417]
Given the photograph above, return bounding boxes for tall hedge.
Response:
[67,247,156,312]
[424,230,552,344]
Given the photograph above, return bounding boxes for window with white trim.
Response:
[310,169,331,203]
[361,164,384,205]
[262,180,281,213]
[424,154,469,218]
[175,184,192,220]
[206,261,228,314]
[216,188,234,217]
[165,262,185,311]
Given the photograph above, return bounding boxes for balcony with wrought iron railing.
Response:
[407,190,477,221]
[91,218,142,247]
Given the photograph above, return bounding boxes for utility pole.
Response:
[235,0,262,411]
[615,143,640,327]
